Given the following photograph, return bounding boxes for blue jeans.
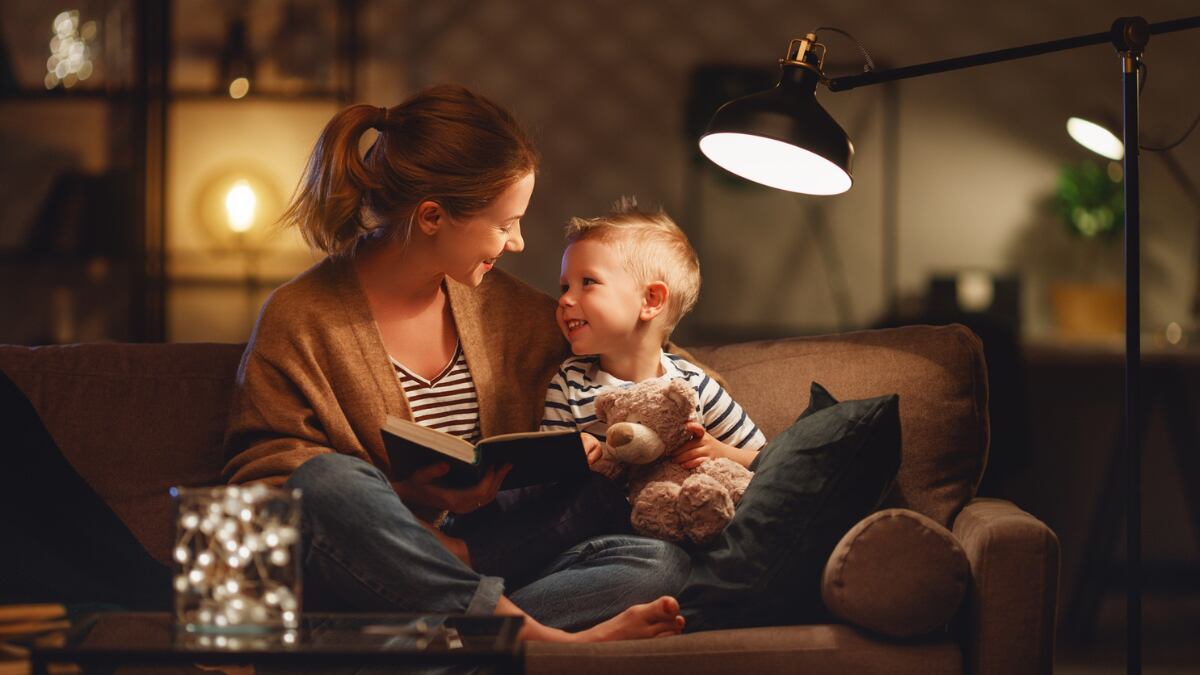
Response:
[286,454,690,631]
[441,470,634,589]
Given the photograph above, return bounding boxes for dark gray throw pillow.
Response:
[679,382,901,631]
[0,370,171,609]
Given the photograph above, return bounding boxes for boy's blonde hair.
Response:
[565,197,700,339]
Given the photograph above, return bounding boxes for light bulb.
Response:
[224,180,257,233]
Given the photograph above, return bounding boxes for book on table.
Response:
[382,415,589,490]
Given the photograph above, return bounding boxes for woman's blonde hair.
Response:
[282,84,539,257]
[565,197,701,338]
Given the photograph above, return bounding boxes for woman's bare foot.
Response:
[573,596,685,642]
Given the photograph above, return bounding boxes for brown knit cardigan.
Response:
[222,255,571,486]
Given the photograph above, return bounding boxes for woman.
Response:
[222,85,688,642]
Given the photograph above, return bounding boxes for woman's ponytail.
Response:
[281,103,383,256]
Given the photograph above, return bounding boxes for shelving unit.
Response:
[0,0,359,344]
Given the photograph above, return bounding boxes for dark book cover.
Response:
[382,416,589,490]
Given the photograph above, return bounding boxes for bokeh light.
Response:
[45,10,96,90]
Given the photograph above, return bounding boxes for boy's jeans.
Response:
[286,453,690,631]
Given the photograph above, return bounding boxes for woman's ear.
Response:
[640,281,669,321]
[413,200,444,236]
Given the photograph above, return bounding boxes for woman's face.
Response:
[439,172,534,287]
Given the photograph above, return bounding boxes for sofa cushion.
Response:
[678,382,901,631]
[686,324,989,527]
[525,623,962,675]
[821,508,969,637]
[0,369,170,608]
[0,343,247,566]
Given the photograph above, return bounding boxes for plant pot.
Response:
[1049,282,1124,339]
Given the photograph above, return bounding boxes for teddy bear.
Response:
[591,378,754,545]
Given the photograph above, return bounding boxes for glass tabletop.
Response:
[32,612,523,669]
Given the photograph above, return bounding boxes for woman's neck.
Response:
[599,342,664,384]
[354,235,444,311]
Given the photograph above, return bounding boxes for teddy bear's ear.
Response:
[665,378,699,410]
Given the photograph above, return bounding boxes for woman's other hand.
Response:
[393,462,512,514]
[581,432,605,465]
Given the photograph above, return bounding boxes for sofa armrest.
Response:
[952,498,1059,675]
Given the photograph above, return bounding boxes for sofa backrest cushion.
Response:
[0,323,986,567]
[0,343,247,565]
[687,324,989,527]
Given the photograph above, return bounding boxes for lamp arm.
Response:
[826,16,1200,92]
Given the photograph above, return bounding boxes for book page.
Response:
[476,429,578,447]
[382,415,477,463]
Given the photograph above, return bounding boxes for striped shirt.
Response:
[540,351,766,451]
[391,342,481,444]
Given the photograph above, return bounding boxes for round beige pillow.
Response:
[821,508,969,637]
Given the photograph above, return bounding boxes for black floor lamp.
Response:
[698,16,1200,675]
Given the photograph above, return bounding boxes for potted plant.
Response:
[1047,160,1126,339]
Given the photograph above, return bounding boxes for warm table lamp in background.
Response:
[195,167,284,328]
[196,167,282,254]
[700,16,1200,675]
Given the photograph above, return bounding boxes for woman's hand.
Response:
[393,461,512,514]
[672,422,758,469]
[581,432,605,465]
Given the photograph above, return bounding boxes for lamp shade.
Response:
[699,62,854,195]
[1067,116,1124,160]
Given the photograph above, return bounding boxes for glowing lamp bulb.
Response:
[224,181,257,233]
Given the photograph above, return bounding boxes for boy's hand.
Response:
[581,432,605,465]
[673,422,758,469]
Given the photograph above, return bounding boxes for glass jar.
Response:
[171,485,302,633]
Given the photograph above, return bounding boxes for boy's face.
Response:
[557,239,648,357]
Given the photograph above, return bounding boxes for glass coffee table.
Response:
[30,612,523,674]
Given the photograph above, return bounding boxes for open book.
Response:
[382,415,589,490]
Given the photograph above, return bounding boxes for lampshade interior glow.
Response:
[699,132,852,195]
[1067,117,1124,160]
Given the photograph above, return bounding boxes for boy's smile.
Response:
[557,239,647,357]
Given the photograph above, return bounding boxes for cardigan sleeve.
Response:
[222,340,337,486]
[221,278,357,486]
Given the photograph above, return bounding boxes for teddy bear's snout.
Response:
[606,422,666,465]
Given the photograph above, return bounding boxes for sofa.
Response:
[0,323,1058,674]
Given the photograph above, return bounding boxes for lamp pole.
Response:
[1119,30,1145,674]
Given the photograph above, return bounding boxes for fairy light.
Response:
[45,10,96,90]
[173,485,302,632]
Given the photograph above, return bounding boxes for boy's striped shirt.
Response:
[541,351,766,451]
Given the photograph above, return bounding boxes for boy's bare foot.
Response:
[573,596,685,642]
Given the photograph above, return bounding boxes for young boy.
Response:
[541,198,766,470]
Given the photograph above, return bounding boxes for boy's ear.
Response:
[640,281,669,321]
[414,200,444,236]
